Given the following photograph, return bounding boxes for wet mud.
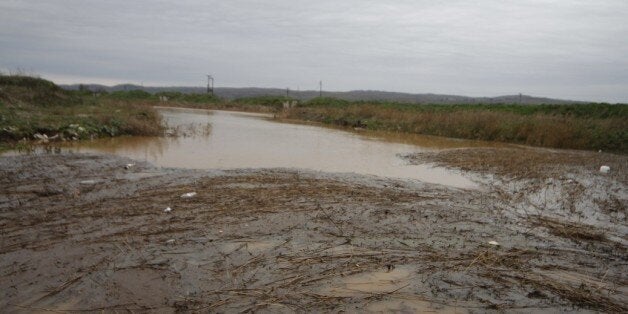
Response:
[1,149,626,312]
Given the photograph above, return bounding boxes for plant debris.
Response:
[1,151,626,312]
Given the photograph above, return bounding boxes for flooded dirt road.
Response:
[54,107,494,188]
[1,146,626,312]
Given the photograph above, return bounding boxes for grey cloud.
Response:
[1,0,627,102]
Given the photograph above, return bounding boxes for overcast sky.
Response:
[1,0,627,102]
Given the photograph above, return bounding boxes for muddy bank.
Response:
[405,147,627,239]
[1,152,626,312]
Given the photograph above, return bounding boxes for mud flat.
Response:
[1,149,626,312]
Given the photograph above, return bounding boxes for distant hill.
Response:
[60,84,584,105]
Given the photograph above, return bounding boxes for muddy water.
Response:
[55,108,490,188]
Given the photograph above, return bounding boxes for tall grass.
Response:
[282,101,627,153]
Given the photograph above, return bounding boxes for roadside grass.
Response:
[0,75,164,148]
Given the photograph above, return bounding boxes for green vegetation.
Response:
[150,94,290,112]
[108,89,153,100]
[161,92,220,104]
[0,75,163,151]
[281,98,627,153]
[2,75,624,153]
[229,96,293,111]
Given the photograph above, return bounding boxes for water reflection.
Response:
[40,108,498,188]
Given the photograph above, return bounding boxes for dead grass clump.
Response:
[532,216,607,242]
[461,248,540,272]
[505,273,627,313]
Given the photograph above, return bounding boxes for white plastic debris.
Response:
[33,133,49,143]
[80,180,96,185]
[488,241,500,246]
[124,163,135,170]
[166,239,175,244]
[33,133,47,140]
[600,165,610,174]
[164,207,172,213]
[181,192,197,198]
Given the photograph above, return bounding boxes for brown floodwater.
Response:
[24,107,503,188]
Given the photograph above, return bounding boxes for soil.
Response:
[1,148,626,313]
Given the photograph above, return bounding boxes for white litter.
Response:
[33,133,47,140]
[124,163,135,169]
[181,192,197,198]
[488,241,500,246]
[600,165,610,173]
[164,207,172,213]
[33,133,49,143]
[80,180,96,185]
[166,239,175,244]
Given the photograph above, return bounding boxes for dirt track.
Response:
[1,149,626,313]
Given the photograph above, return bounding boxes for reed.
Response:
[281,102,627,153]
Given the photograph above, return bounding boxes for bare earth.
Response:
[1,147,626,313]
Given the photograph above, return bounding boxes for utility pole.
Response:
[319,80,322,97]
[286,87,290,98]
[206,75,214,95]
[519,93,522,104]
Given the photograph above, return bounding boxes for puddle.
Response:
[319,266,413,297]
[7,107,504,188]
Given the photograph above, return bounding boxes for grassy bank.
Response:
[0,75,163,150]
[280,99,627,153]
